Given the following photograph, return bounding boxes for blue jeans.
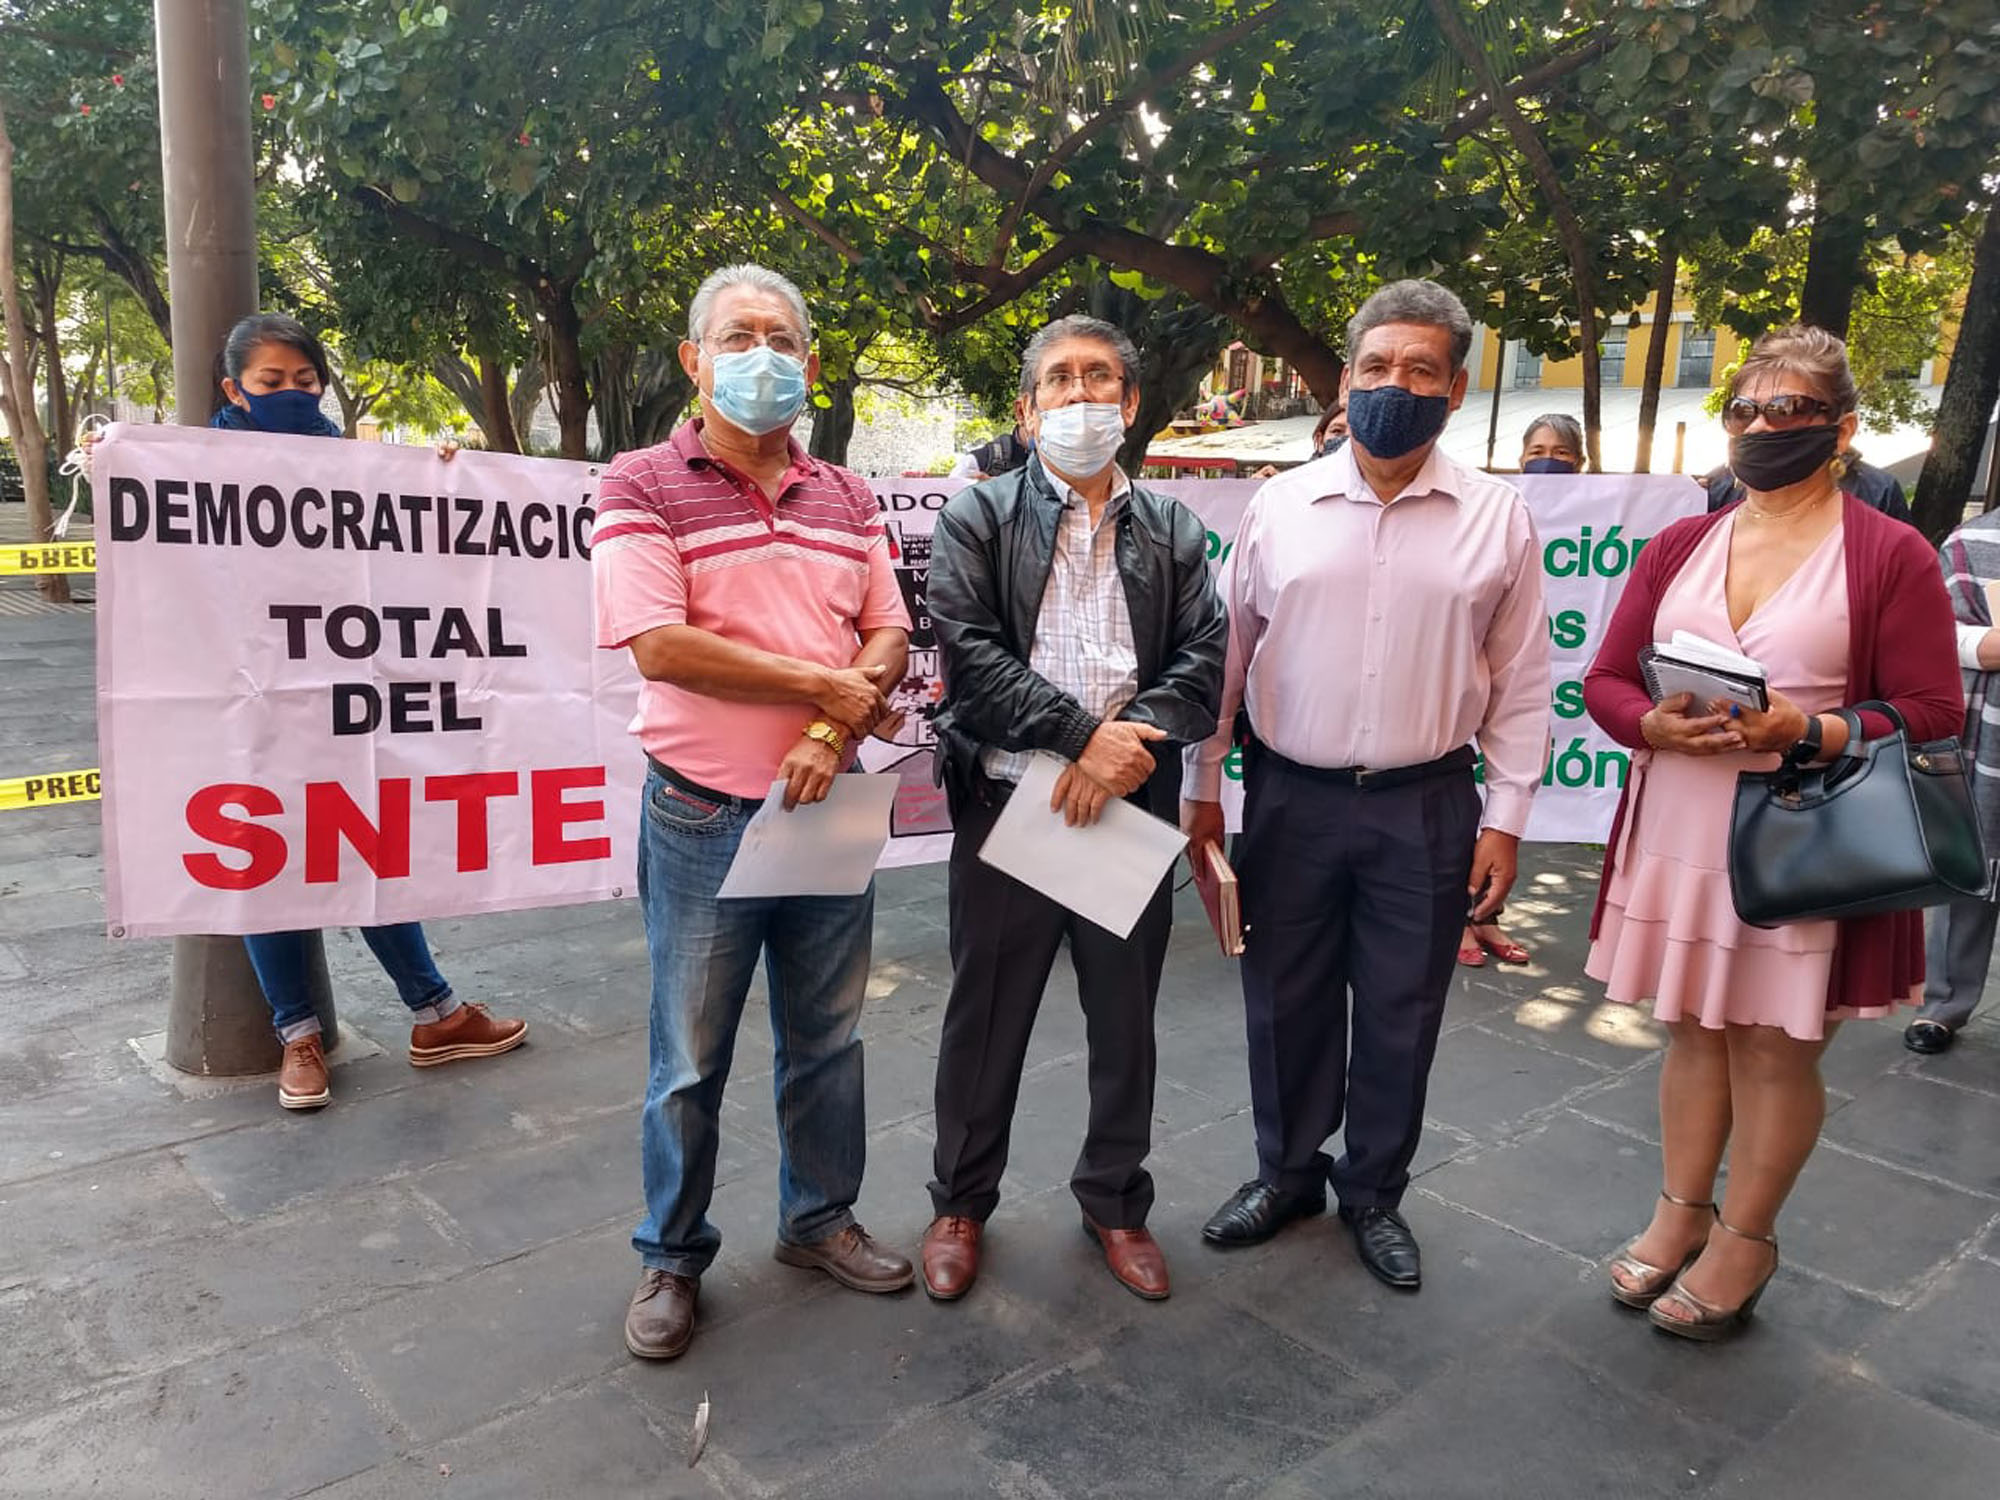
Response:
[244,925,452,1041]
[632,766,873,1278]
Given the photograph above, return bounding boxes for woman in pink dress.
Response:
[1582,326,1961,1341]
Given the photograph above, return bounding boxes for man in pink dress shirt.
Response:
[593,264,915,1362]
[1183,279,1552,1291]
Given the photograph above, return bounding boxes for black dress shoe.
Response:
[1904,1020,1955,1055]
[1202,1180,1326,1246]
[1341,1205,1421,1290]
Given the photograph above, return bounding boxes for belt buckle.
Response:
[1352,766,1376,789]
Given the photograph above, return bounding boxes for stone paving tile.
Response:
[1262,1339,1738,1500]
[1779,1143,1995,1302]
[308,1380,727,1500]
[1418,1111,1669,1261]
[1820,1071,2000,1196]
[0,1150,226,1280]
[173,1071,534,1220]
[0,1338,393,1500]
[1706,1373,2000,1499]
[1421,1020,1610,1141]
[969,1297,1399,1500]
[330,1225,633,1445]
[0,1288,95,1424]
[618,1275,1080,1495]
[53,1184,472,1378]
[1851,1256,2000,1439]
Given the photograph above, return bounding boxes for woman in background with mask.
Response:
[1520,413,1583,475]
[1579,326,1960,1340]
[210,313,527,1111]
[1458,412,1587,968]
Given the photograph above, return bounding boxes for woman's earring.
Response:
[1829,454,1849,480]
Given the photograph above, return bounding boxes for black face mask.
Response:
[1729,425,1841,493]
[1522,456,1578,474]
[1317,434,1347,458]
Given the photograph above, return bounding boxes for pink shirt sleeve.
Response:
[1474,502,1554,837]
[1183,493,1261,801]
[590,465,687,650]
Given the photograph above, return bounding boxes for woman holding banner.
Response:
[1581,326,1960,1340]
[209,314,527,1110]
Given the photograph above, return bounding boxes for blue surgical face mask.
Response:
[1345,383,1451,460]
[240,387,329,435]
[708,346,808,436]
[1523,456,1578,474]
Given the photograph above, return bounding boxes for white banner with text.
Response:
[95,424,1701,934]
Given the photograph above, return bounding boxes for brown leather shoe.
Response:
[1083,1215,1170,1301]
[921,1216,983,1301]
[624,1269,698,1360]
[773,1223,916,1293]
[277,1035,331,1110]
[409,1002,527,1067]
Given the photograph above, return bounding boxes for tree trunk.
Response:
[86,206,174,348]
[1634,228,1679,475]
[0,104,70,603]
[32,259,72,456]
[477,353,521,453]
[1913,208,2000,544]
[509,358,546,452]
[1798,196,1866,338]
[536,279,591,460]
[1425,0,1600,469]
[807,372,858,467]
[1086,285,1237,472]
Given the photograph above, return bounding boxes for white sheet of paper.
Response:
[716,774,899,899]
[977,753,1188,939]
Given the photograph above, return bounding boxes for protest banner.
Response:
[95,424,1700,935]
[860,469,1706,864]
[96,424,632,937]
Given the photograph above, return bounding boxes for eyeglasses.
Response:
[1036,367,1125,399]
[1721,394,1834,434]
[706,328,807,358]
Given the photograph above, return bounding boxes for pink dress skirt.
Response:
[1586,514,1911,1040]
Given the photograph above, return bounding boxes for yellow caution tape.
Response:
[0,768,102,811]
[0,541,96,575]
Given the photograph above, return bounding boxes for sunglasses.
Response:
[1721,394,1834,435]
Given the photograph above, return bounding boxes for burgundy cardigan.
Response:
[1583,496,1964,1013]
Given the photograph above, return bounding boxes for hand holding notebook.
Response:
[1639,630,1770,713]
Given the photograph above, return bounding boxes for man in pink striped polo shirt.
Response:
[592,264,914,1362]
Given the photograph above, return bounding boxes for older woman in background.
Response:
[1581,326,1960,1340]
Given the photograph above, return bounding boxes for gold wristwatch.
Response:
[803,719,846,755]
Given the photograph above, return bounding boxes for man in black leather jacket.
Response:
[918,314,1228,1304]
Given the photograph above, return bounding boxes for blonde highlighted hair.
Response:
[1726,324,1858,417]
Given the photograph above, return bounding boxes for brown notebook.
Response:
[1192,841,1245,957]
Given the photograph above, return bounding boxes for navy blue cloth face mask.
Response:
[240,388,330,435]
[1522,456,1578,474]
[1344,384,1451,460]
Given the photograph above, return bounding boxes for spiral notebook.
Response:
[1639,630,1769,713]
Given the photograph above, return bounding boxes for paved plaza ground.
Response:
[4,584,2000,1499]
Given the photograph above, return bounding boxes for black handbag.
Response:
[1728,701,1994,927]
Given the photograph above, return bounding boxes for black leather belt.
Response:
[1246,738,1476,791]
[645,755,744,807]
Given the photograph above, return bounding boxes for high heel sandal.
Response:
[1607,1190,1718,1309]
[1647,1218,1779,1342]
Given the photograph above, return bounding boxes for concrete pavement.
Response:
[3,599,1999,1498]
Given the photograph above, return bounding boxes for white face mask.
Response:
[1034,402,1127,480]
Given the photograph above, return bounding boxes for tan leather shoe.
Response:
[1083,1215,1170,1300]
[773,1223,915,1293]
[624,1269,698,1360]
[409,1002,527,1067]
[921,1216,982,1301]
[277,1035,331,1111]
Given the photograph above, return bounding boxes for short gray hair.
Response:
[1523,413,1583,455]
[1345,279,1474,373]
[686,264,812,347]
[1018,315,1140,402]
